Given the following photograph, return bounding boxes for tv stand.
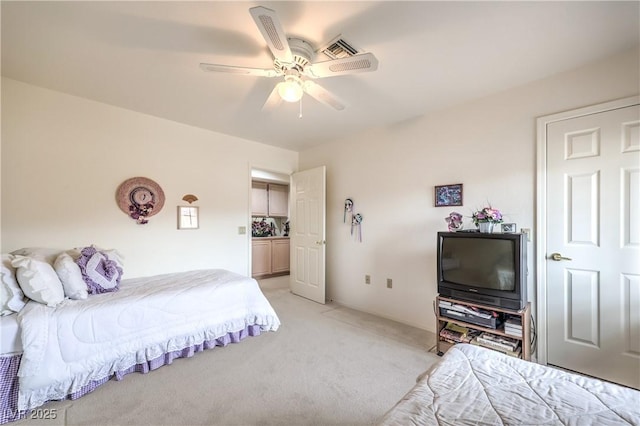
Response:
[435,295,531,360]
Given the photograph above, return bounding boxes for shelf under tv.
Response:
[435,295,531,360]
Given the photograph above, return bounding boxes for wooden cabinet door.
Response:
[271,239,290,273]
[267,184,288,217]
[252,182,268,216]
[251,240,271,277]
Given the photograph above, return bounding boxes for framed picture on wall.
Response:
[434,184,463,207]
[177,206,199,229]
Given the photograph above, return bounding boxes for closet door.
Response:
[542,100,639,389]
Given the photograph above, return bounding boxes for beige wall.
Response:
[3,47,638,333]
[299,47,640,332]
[1,78,298,278]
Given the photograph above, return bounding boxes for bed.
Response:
[378,343,640,425]
[0,268,280,424]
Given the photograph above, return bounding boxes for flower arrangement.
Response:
[252,219,275,237]
[472,206,503,226]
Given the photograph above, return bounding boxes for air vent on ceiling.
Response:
[320,36,359,60]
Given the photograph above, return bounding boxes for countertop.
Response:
[252,236,289,239]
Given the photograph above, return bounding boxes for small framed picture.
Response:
[434,184,463,207]
[178,206,199,229]
[501,223,516,233]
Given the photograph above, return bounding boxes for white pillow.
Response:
[10,247,64,265]
[11,255,65,307]
[54,252,88,300]
[1,254,27,315]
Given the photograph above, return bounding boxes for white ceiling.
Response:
[2,1,638,151]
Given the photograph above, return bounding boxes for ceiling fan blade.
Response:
[249,6,293,63]
[306,53,378,78]
[303,81,345,111]
[199,63,278,78]
[262,83,284,111]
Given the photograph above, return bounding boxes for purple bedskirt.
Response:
[0,324,262,424]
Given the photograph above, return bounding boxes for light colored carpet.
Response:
[16,278,439,426]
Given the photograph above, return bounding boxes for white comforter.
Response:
[17,269,280,411]
[379,344,640,425]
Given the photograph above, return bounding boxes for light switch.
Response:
[238,226,247,235]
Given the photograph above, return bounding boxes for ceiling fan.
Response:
[199,6,378,111]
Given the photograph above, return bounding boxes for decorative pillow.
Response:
[54,252,88,300]
[88,245,124,270]
[75,247,123,295]
[1,254,27,315]
[11,255,65,307]
[10,247,65,265]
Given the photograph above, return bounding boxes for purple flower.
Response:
[472,206,504,225]
[128,202,155,225]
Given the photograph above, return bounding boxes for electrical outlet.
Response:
[521,228,531,241]
[387,278,393,289]
[365,275,371,284]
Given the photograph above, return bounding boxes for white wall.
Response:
[1,78,298,278]
[299,47,640,332]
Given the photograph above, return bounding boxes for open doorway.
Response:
[250,168,290,279]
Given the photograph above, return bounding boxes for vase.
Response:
[478,222,494,233]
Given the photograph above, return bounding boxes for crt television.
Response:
[437,231,527,310]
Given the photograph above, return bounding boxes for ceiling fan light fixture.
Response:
[278,76,304,102]
[200,7,378,112]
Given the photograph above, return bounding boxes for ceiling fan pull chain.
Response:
[298,97,303,119]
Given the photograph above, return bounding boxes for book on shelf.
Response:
[445,322,469,335]
[441,337,459,345]
[505,314,522,325]
[504,316,523,336]
[439,328,470,343]
[504,323,523,337]
[439,323,482,344]
[475,332,519,352]
[471,338,522,358]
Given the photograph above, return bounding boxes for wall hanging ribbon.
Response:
[344,198,353,223]
[351,213,363,242]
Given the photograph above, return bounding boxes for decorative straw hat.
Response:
[115,177,165,218]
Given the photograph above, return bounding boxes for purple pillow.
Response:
[75,247,123,295]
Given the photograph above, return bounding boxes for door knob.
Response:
[550,252,572,261]
[315,240,326,245]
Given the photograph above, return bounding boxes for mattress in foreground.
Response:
[378,343,640,425]
[14,269,280,411]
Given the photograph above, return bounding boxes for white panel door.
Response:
[290,166,326,304]
[545,102,640,389]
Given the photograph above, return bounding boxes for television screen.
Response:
[440,237,516,291]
